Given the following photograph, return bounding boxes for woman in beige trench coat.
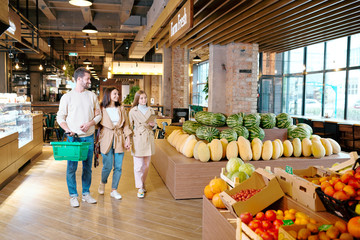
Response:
[128,90,156,198]
[97,87,132,200]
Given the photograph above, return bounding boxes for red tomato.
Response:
[273,219,284,227]
[255,212,265,221]
[265,210,277,221]
[267,228,279,240]
[248,220,261,231]
[240,212,253,225]
[262,220,273,230]
[261,231,275,240]
[255,228,265,236]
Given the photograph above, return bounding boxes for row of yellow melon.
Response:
[167,129,342,162]
[167,129,229,162]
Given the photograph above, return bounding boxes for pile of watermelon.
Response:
[287,123,312,140]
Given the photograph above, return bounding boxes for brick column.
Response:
[208,42,259,115]
[162,46,172,116]
[150,75,161,105]
[171,45,189,109]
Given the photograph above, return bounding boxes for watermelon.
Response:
[296,123,313,135]
[238,112,246,119]
[210,113,227,127]
[220,129,238,142]
[233,126,249,139]
[247,126,265,141]
[243,113,260,128]
[276,113,292,129]
[260,113,276,129]
[288,126,311,140]
[195,111,212,125]
[182,120,202,135]
[287,125,297,139]
[226,113,243,128]
[195,126,220,142]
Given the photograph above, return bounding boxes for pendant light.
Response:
[69,0,92,7]
[193,55,201,62]
[83,58,91,64]
[39,64,43,70]
[82,22,98,33]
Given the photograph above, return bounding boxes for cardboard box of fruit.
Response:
[274,166,339,212]
[220,168,284,217]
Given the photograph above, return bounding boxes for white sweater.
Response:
[57,89,101,137]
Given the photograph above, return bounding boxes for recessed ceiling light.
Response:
[69,0,92,7]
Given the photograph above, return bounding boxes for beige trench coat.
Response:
[98,106,132,154]
[128,106,156,157]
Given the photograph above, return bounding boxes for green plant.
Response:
[203,77,208,100]
[123,85,140,104]
[64,61,75,79]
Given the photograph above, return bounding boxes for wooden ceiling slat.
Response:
[173,0,251,48]
[212,0,309,46]
[216,0,324,46]
[193,0,216,19]
[244,1,359,45]
[187,0,278,49]
[143,0,183,46]
[237,0,354,44]
[262,27,360,53]
[158,36,169,50]
[169,0,233,47]
[260,24,360,53]
[255,8,360,47]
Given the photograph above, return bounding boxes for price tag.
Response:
[282,220,294,226]
[286,166,293,174]
[318,225,332,231]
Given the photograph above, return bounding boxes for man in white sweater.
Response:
[57,67,102,207]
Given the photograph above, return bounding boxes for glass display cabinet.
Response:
[0,102,33,148]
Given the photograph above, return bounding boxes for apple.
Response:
[346,169,355,176]
[265,210,277,221]
[324,185,335,197]
[333,190,350,201]
[255,228,265,236]
[248,220,261,231]
[343,185,356,198]
[261,231,275,240]
[354,172,360,180]
[256,212,265,221]
[321,181,331,191]
[240,212,253,225]
[356,167,360,174]
[262,220,273,230]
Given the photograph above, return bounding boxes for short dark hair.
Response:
[100,87,121,108]
[74,67,90,82]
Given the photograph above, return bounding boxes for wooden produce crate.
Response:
[328,151,359,174]
[220,168,284,217]
[220,168,241,189]
[274,166,340,212]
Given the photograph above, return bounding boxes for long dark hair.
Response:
[132,90,147,107]
[101,87,121,108]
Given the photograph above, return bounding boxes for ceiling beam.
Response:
[81,6,93,23]
[119,0,135,24]
[33,0,56,21]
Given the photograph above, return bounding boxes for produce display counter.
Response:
[153,140,350,200]
[202,195,343,240]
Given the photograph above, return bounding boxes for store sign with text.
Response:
[169,0,193,44]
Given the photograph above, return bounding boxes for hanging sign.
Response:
[169,0,193,44]
[6,9,21,42]
[69,52,78,56]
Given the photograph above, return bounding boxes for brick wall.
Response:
[225,43,259,114]
[150,75,161,105]
[171,46,189,108]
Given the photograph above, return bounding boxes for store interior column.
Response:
[0,52,9,93]
[208,42,259,115]
[162,46,172,116]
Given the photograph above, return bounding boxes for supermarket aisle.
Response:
[0,146,202,240]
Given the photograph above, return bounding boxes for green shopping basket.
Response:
[51,133,91,161]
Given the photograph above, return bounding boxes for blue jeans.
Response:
[66,134,94,197]
[101,144,124,190]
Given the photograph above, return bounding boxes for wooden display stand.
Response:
[153,140,350,200]
[0,114,43,188]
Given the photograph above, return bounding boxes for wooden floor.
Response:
[0,146,202,240]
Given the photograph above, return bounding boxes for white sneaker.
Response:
[70,197,79,208]
[98,182,105,195]
[110,190,122,200]
[137,189,145,198]
[82,194,97,204]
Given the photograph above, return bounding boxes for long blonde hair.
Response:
[132,90,147,107]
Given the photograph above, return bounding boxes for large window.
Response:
[284,48,304,74]
[305,73,323,117]
[324,71,346,119]
[350,33,360,67]
[307,43,324,72]
[347,69,360,121]
[326,37,347,70]
[192,61,209,106]
[283,76,303,115]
